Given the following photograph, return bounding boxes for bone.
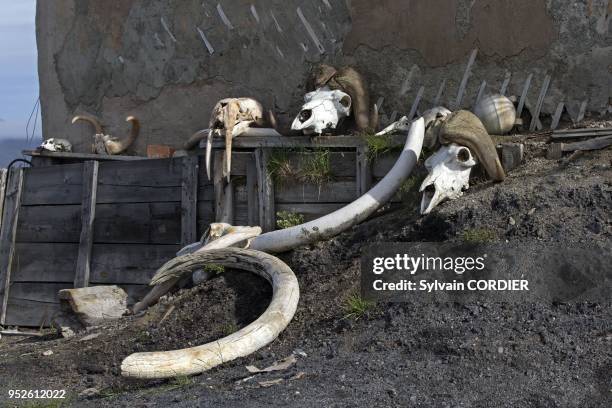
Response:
[217,4,234,29]
[420,144,476,214]
[296,7,325,54]
[195,27,215,55]
[291,87,352,135]
[132,225,262,314]
[160,17,177,43]
[249,118,424,253]
[122,248,299,379]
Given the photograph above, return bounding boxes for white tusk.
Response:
[121,248,299,379]
[249,118,424,253]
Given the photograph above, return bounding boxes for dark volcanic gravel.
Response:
[0,141,610,407]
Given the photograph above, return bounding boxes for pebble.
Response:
[42,350,53,356]
[528,208,536,215]
[79,388,100,398]
[508,217,516,226]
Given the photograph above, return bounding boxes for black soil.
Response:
[0,137,610,408]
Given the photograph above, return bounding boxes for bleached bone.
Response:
[376,106,451,137]
[199,98,266,182]
[121,248,299,379]
[131,224,262,314]
[72,115,140,155]
[39,138,72,153]
[419,143,476,214]
[249,118,424,253]
[291,87,352,135]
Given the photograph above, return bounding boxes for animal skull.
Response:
[291,87,352,135]
[39,138,72,152]
[420,143,476,214]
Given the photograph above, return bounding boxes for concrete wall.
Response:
[37,0,612,154]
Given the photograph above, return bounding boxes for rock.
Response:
[42,350,53,356]
[60,326,75,338]
[79,388,100,398]
[79,333,101,342]
[497,143,524,172]
[58,286,128,327]
[509,217,516,226]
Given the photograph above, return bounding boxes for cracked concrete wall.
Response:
[37,0,612,154]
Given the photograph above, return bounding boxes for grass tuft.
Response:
[462,228,498,243]
[171,375,194,388]
[344,293,375,320]
[300,149,333,185]
[267,149,297,184]
[203,263,225,275]
[276,211,305,229]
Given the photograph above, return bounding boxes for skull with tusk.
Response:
[419,143,476,214]
[291,87,352,135]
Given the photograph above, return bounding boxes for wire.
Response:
[7,158,32,169]
[25,96,40,143]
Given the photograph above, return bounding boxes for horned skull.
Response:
[291,87,352,135]
[419,143,476,214]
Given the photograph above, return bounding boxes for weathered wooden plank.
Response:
[372,153,402,178]
[0,169,24,324]
[529,74,551,132]
[408,86,425,120]
[516,73,533,118]
[246,158,259,225]
[454,48,478,109]
[473,80,487,110]
[10,243,179,285]
[197,200,215,237]
[553,127,612,135]
[213,151,234,223]
[355,146,371,196]
[211,135,373,149]
[204,151,251,180]
[17,202,183,244]
[275,180,357,203]
[181,156,198,246]
[21,163,83,205]
[0,169,7,232]
[433,78,446,107]
[89,244,180,285]
[272,151,356,179]
[550,102,565,130]
[4,282,149,327]
[74,161,99,288]
[276,203,345,222]
[23,150,146,162]
[499,71,511,96]
[255,148,275,232]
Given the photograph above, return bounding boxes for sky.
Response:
[0,0,41,141]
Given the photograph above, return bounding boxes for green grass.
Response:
[462,228,498,243]
[171,375,194,388]
[19,399,72,408]
[202,263,225,275]
[276,211,305,229]
[220,322,238,336]
[300,149,332,185]
[361,132,401,162]
[267,148,296,184]
[344,294,375,320]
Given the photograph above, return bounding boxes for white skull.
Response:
[39,138,72,152]
[419,143,476,214]
[376,106,451,136]
[291,87,352,135]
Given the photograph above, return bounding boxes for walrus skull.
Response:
[291,87,352,135]
[420,143,476,214]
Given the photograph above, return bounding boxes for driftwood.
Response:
[547,135,612,159]
[121,248,299,379]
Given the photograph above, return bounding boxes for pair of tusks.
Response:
[122,119,424,379]
[121,248,299,379]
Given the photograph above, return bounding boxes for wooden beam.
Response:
[473,80,487,110]
[213,151,233,224]
[208,134,405,149]
[433,78,446,107]
[22,150,146,162]
[246,156,259,226]
[408,86,425,120]
[516,73,533,118]
[0,168,24,325]
[454,48,478,109]
[0,169,7,233]
[529,74,551,132]
[550,102,565,130]
[355,146,371,196]
[181,156,199,246]
[499,71,511,96]
[74,161,99,288]
[547,135,612,159]
[254,148,275,232]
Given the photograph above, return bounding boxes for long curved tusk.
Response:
[249,117,424,253]
[183,129,210,151]
[121,248,299,379]
[131,226,262,314]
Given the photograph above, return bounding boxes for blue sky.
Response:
[0,0,41,141]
